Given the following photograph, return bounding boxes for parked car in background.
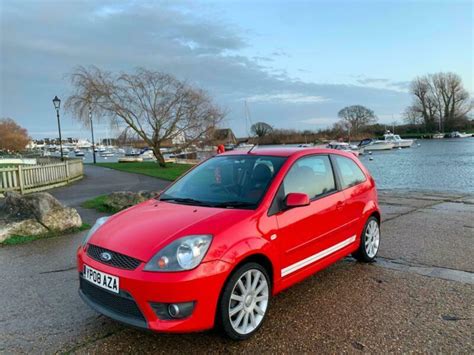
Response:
[77,147,381,340]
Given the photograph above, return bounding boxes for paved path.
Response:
[51,164,169,206]
[0,185,473,353]
[50,165,170,224]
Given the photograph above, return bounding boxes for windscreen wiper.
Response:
[159,197,207,206]
[212,201,256,209]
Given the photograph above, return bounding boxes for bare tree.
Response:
[66,66,225,166]
[407,72,470,131]
[337,105,377,136]
[0,118,30,152]
[251,122,273,138]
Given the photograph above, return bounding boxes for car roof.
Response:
[220,147,352,158]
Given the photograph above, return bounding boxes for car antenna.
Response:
[248,144,258,154]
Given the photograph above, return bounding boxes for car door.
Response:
[273,155,351,279]
[331,154,371,238]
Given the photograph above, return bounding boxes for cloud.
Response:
[0,0,410,138]
[388,81,411,91]
[246,93,330,104]
[357,77,390,85]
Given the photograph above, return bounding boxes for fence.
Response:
[0,159,83,195]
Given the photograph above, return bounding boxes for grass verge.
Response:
[1,223,91,246]
[81,195,120,214]
[91,162,193,181]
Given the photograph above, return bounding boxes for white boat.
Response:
[358,138,395,151]
[450,131,473,138]
[327,142,363,156]
[433,133,445,139]
[139,149,156,160]
[382,132,414,148]
[234,143,255,151]
[100,151,114,157]
[75,151,85,157]
[76,140,92,149]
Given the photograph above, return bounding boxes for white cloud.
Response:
[246,93,330,104]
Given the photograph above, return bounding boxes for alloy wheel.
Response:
[228,269,269,335]
[365,219,380,258]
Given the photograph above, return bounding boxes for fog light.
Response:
[168,304,180,318]
[150,301,195,320]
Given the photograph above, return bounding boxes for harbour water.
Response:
[359,138,474,193]
[71,138,474,193]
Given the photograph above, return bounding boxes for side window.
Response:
[283,155,336,199]
[334,155,366,189]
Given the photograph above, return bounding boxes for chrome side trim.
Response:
[281,235,356,277]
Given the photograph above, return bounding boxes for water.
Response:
[63,139,474,193]
[358,139,474,193]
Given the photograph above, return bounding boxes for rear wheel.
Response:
[217,262,270,340]
[353,216,380,262]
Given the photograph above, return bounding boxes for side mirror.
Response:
[284,192,310,209]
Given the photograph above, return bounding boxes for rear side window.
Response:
[333,155,366,189]
[283,155,336,199]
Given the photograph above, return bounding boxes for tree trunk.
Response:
[152,146,166,167]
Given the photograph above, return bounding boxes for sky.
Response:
[0,0,472,139]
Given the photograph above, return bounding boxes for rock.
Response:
[104,190,161,211]
[0,219,48,243]
[41,207,82,231]
[0,191,82,243]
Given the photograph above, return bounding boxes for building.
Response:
[213,128,237,145]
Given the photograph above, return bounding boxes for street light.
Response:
[89,106,96,164]
[52,95,64,161]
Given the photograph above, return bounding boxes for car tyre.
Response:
[217,262,271,340]
[352,216,380,262]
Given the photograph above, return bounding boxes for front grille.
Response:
[87,244,141,270]
[80,277,146,322]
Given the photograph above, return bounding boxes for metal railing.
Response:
[0,159,83,194]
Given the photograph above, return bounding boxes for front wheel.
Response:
[217,262,270,340]
[353,216,380,262]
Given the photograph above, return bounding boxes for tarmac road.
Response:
[0,167,472,353]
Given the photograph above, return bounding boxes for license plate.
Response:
[83,264,119,294]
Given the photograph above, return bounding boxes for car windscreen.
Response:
[160,155,287,209]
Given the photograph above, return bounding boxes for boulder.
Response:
[104,190,161,211]
[0,219,48,243]
[0,191,82,243]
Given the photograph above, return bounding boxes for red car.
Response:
[78,148,381,340]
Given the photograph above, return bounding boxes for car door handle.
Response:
[336,201,344,211]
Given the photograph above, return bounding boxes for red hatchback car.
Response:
[78,148,381,339]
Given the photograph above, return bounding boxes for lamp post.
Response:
[89,106,96,164]
[52,96,64,161]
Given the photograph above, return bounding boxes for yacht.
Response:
[327,142,363,156]
[358,138,395,151]
[450,131,473,138]
[433,133,445,139]
[100,151,114,157]
[383,132,414,148]
[139,149,157,160]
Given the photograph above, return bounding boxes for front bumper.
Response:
[77,246,232,333]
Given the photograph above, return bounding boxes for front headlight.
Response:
[144,235,212,272]
[82,216,109,246]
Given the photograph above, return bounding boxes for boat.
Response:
[327,142,363,156]
[234,143,255,151]
[382,132,414,148]
[450,131,473,138]
[139,149,157,160]
[100,151,114,157]
[75,150,85,157]
[358,138,395,151]
[433,133,445,139]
